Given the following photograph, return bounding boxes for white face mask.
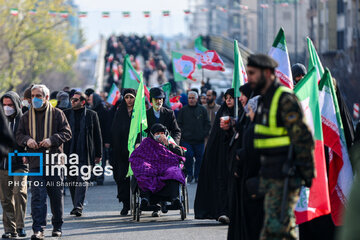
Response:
[3,106,15,116]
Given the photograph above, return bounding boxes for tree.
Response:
[0,0,77,92]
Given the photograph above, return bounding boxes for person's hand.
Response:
[95,157,102,164]
[39,138,51,148]
[135,143,140,149]
[247,106,255,122]
[220,118,230,130]
[158,134,169,146]
[105,143,110,149]
[22,157,28,164]
[26,138,38,149]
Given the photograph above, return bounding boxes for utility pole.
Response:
[295,0,298,62]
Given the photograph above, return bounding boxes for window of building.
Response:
[337,0,344,14]
[337,30,345,50]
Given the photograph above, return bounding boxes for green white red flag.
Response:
[171,51,197,82]
[307,37,324,82]
[106,83,120,106]
[194,36,225,71]
[10,8,19,16]
[122,54,150,101]
[294,67,331,224]
[319,69,353,226]
[269,28,293,89]
[232,39,248,98]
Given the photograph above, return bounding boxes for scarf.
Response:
[29,102,54,141]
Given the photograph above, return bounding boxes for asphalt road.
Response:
[0,177,228,240]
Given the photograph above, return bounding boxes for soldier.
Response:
[246,54,315,240]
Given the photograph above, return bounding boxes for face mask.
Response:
[32,97,44,109]
[22,100,30,108]
[3,106,15,116]
[154,135,161,142]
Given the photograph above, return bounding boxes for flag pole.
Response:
[202,68,204,82]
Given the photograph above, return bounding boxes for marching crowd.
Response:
[0,37,360,240]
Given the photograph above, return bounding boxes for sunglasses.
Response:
[71,98,80,103]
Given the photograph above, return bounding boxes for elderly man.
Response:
[16,84,72,240]
[177,91,211,183]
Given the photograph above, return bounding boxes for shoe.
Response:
[161,202,168,213]
[120,207,129,216]
[187,176,193,183]
[73,209,82,217]
[16,228,26,237]
[140,198,149,209]
[31,231,44,240]
[52,229,62,237]
[70,208,76,215]
[151,211,160,217]
[2,232,17,238]
[218,215,230,224]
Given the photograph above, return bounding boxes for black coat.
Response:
[64,107,103,166]
[146,107,181,145]
[194,102,234,220]
[91,93,111,144]
[0,91,27,171]
[228,122,264,240]
[0,107,15,168]
[110,101,132,182]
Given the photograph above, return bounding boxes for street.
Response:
[0,177,228,240]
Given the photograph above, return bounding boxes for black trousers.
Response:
[115,177,130,209]
[67,175,88,211]
[140,180,179,201]
[29,169,64,232]
[299,214,337,240]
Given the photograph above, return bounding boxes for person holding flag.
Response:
[246,54,315,240]
[110,88,136,216]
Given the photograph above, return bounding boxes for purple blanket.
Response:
[129,137,186,193]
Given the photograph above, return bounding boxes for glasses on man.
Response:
[71,98,80,103]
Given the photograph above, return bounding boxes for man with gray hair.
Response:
[177,91,211,183]
[16,84,72,239]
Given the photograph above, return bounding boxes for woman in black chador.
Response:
[110,88,136,216]
[194,88,236,224]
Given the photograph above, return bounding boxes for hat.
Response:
[291,63,307,79]
[85,88,95,97]
[150,123,167,135]
[123,88,136,98]
[239,83,252,99]
[150,87,165,101]
[247,54,278,70]
[224,88,235,98]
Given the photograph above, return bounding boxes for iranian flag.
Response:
[232,39,248,98]
[294,67,331,224]
[79,11,87,18]
[48,11,57,17]
[172,51,197,82]
[60,11,69,18]
[102,12,110,18]
[194,36,225,71]
[122,11,130,18]
[10,8,19,16]
[162,10,170,17]
[184,9,191,15]
[161,82,172,107]
[106,83,120,106]
[28,9,37,15]
[143,11,150,18]
[269,28,293,89]
[307,37,324,81]
[122,55,150,101]
[319,69,353,226]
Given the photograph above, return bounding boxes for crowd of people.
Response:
[0,50,360,240]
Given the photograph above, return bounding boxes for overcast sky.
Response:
[74,0,189,44]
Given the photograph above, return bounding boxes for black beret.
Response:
[247,54,278,70]
[150,87,165,100]
[239,83,252,99]
[224,88,234,98]
[123,88,136,97]
[291,63,307,78]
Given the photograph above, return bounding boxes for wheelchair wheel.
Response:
[131,192,136,221]
[136,203,141,222]
[180,205,186,220]
[182,184,189,214]
[180,184,187,220]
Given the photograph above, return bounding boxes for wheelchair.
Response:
[130,172,189,222]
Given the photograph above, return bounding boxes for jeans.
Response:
[29,168,64,232]
[181,142,204,179]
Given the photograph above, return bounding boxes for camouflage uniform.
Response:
[254,80,315,240]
